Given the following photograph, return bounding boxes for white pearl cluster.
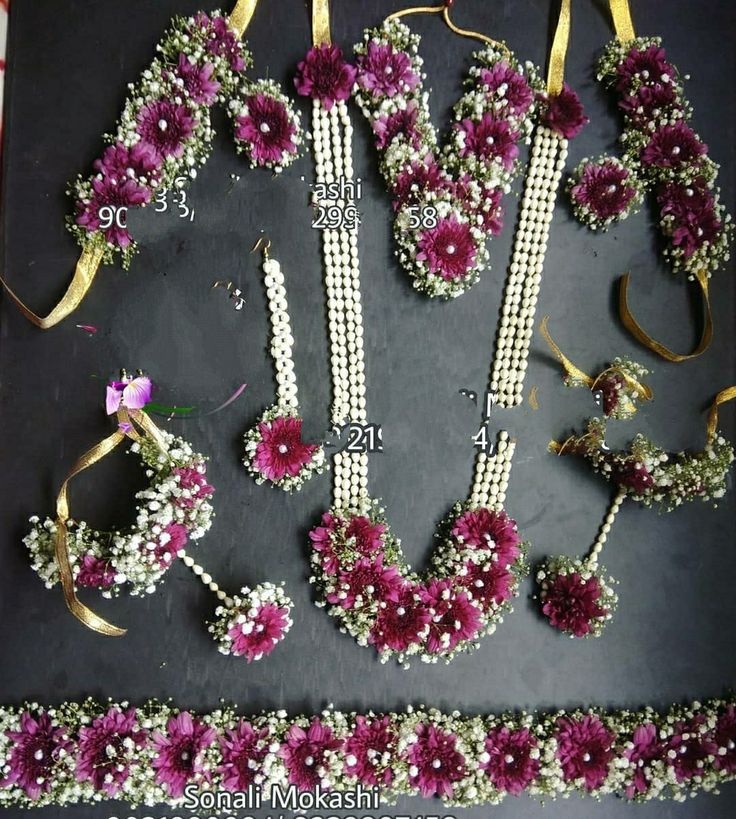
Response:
[586,488,626,570]
[469,431,516,510]
[490,126,568,407]
[178,547,233,608]
[261,253,299,411]
[312,99,369,510]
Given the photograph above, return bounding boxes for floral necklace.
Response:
[567,2,733,361]
[1,1,302,329]
[535,320,735,638]
[294,4,528,666]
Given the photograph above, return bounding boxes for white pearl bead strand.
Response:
[586,488,627,570]
[177,547,234,608]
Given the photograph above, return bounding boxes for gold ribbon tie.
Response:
[53,408,169,636]
[705,386,736,443]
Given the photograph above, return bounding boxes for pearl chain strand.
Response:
[313,100,369,511]
[586,488,627,570]
[470,431,516,510]
[177,547,234,608]
[490,126,568,408]
[261,250,299,412]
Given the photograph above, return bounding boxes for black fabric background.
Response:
[1,1,735,817]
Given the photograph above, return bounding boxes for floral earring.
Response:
[25,370,293,661]
[535,320,735,638]
[243,239,327,491]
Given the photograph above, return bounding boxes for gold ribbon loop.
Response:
[619,269,713,362]
[312,0,331,46]
[706,386,736,443]
[229,0,259,38]
[546,0,571,96]
[53,408,170,637]
[609,0,636,42]
[1,244,104,330]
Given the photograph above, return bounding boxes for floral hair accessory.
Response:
[536,334,735,637]
[0,2,303,329]
[242,239,327,491]
[24,370,292,661]
[569,8,733,361]
[294,43,356,110]
[0,696,734,808]
[352,19,543,298]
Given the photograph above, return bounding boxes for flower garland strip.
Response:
[243,241,326,492]
[352,19,542,298]
[535,330,735,638]
[0,3,303,328]
[1,696,735,809]
[24,373,292,661]
[568,12,733,361]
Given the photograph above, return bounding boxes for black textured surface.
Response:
[1,1,735,817]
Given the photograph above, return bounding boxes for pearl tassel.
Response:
[490,126,568,408]
[177,548,233,608]
[585,488,627,570]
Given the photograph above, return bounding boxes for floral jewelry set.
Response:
[2,0,736,813]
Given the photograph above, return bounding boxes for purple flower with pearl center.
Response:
[136,99,195,161]
[456,113,520,170]
[152,712,217,798]
[356,41,419,98]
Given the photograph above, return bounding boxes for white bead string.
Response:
[490,125,568,408]
[313,99,369,511]
[470,431,516,510]
[177,547,233,608]
[260,247,299,412]
[585,488,627,570]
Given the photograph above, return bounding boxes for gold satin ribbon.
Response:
[540,315,653,403]
[386,3,510,54]
[706,386,736,443]
[229,0,259,37]
[1,243,104,330]
[619,269,713,362]
[609,0,636,41]
[53,407,170,636]
[546,0,571,96]
[312,0,331,46]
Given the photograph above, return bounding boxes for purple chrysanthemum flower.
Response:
[541,571,608,637]
[555,714,616,791]
[624,723,665,798]
[714,706,736,775]
[481,726,540,795]
[658,178,721,258]
[459,560,514,610]
[570,158,638,221]
[666,716,719,783]
[614,460,655,493]
[173,53,220,105]
[75,707,146,796]
[480,61,534,116]
[416,215,477,280]
[76,554,116,589]
[1,711,73,800]
[235,93,298,166]
[372,101,421,150]
[344,716,397,787]
[192,12,246,72]
[294,44,356,111]
[640,122,706,170]
[218,720,270,791]
[419,578,482,654]
[326,554,403,610]
[616,44,674,92]
[619,82,680,127]
[356,41,419,98]
[391,156,452,211]
[453,174,504,234]
[451,508,521,565]
[456,113,520,170]
[543,84,588,139]
[405,723,466,799]
[279,719,341,791]
[76,175,151,247]
[94,142,161,185]
[152,712,217,797]
[136,99,195,161]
